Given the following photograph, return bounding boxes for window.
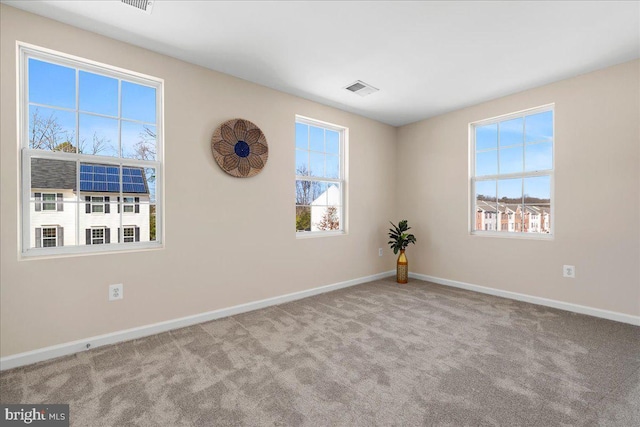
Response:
[20,44,163,256]
[42,227,57,247]
[295,116,346,235]
[122,226,138,243]
[471,105,553,237]
[34,226,62,248]
[42,193,56,211]
[90,227,106,245]
[91,196,105,213]
[122,197,136,213]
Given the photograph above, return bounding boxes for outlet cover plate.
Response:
[109,284,123,301]
[563,265,576,278]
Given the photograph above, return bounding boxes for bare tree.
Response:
[78,132,111,155]
[133,126,156,160]
[31,108,114,155]
[30,108,73,150]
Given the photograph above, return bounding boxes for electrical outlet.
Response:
[109,284,123,301]
[563,265,575,278]
[378,248,383,257]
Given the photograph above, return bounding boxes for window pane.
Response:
[525,111,553,143]
[295,206,311,232]
[313,205,341,231]
[476,150,497,176]
[475,180,496,232]
[525,142,552,172]
[309,182,341,207]
[498,178,523,232]
[295,123,308,149]
[524,176,550,204]
[296,180,317,206]
[122,121,156,160]
[498,178,522,203]
[121,81,156,123]
[29,106,77,152]
[499,118,523,146]
[476,124,497,151]
[295,150,309,176]
[142,167,157,203]
[309,152,325,177]
[149,204,157,241]
[79,71,118,116]
[499,146,523,174]
[325,183,341,206]
[326,154,339,179]
[326,130,339,154]
[28,58,75,109]
[309,126,324,152]
[79,114,119,157]
[310,181,328,205]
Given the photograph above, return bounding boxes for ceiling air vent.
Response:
[344,80,379,97]
[121,0,154,14]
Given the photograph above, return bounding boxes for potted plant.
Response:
[388,220,417,284]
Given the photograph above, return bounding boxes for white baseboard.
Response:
[0,270,395,371]
[409,272,640,326]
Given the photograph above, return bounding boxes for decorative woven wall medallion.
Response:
[211,119,268,178]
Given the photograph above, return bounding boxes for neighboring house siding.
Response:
[30,189,76,247]
[30,190,150,247]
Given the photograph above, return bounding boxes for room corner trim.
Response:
[410,273,640,326]
[0,270,395,371]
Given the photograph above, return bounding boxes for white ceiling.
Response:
[5,0,639,126]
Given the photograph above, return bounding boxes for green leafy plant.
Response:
[388,220,417,254]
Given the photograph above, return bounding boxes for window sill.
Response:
[295,230,347,239]
[20,242,164,260]
[470,231,554,240]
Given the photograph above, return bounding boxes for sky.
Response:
[475,111,553,200]
[28,58,156,160]
[295,122,340,179]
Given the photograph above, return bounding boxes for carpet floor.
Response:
[1,278,639,426]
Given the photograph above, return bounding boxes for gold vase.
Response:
[397,249,408,284]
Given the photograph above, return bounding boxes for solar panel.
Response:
[79,163,148,194]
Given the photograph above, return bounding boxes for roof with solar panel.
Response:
[31,159,149,194]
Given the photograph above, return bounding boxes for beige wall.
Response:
[0,6,397,357]
[397,60,640,317]
[2,5,638,359]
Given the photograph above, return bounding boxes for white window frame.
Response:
[41,226,58,247]
[295,115,348,238]
[18,43,164,258]
[469,104,554,239]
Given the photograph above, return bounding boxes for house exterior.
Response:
[30,158,150,248]
[475,200,551,234]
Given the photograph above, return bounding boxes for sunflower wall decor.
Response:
[211,118,269,178]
